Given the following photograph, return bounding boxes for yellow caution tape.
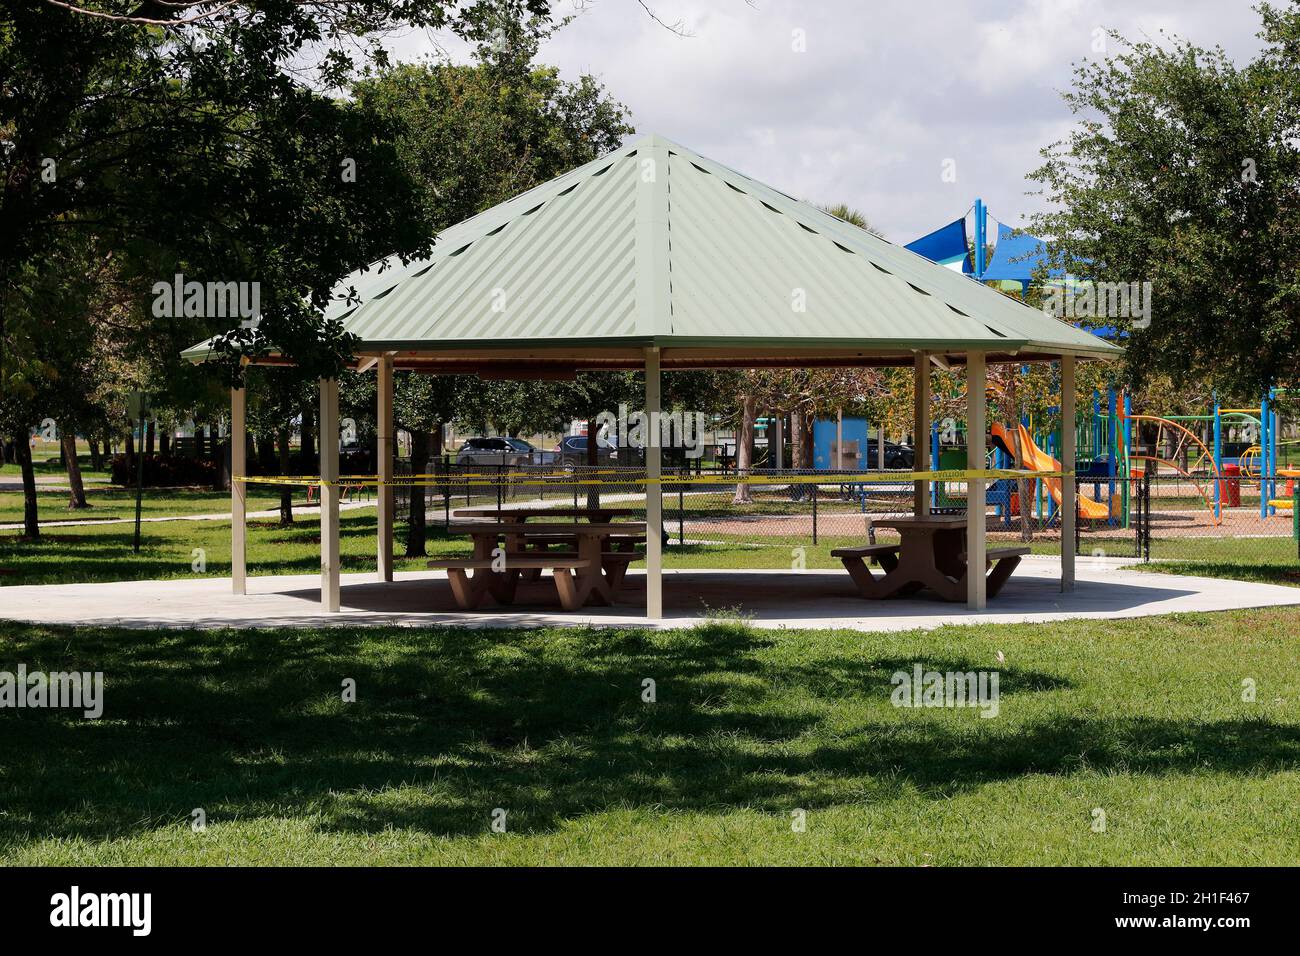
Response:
[236,469,1070,488]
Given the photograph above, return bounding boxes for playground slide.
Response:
[991,423,1114,520]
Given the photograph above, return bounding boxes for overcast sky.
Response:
[388,0,1270,243]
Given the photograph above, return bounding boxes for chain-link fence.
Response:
[276,458,1297,574]
[1140,471,1300,568]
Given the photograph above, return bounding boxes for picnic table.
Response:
[832,514,1028,601]
[454,506,639,523]
[433,521,647,610]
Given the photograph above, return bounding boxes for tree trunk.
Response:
[62,433,89,509]
[585,415,600,510]
[300,405,315,473]
[256,432,276,472]
[215,433,229,492]
[1017,476,1033,542]
[124,430,135,467]
[88,437,103,472]
[15,434,39,539]
[405,428,429,557]
[144,419,154,455]
[733,394,756,504]
[278,427,294,525]
[790,408,811,468]
[159,428,170,456]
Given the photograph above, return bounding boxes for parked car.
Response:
[555,434,620,467]
[502,438,559,465]
[457,437,533,467]
[863,440,914,470]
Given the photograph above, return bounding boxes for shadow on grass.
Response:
[1146,561,1300,588]
[1,619,1293,848]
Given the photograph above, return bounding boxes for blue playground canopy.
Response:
[981,222,1065,283]
[908,202,1124,341]
[907,202,1064,287]
[904,218,972,273]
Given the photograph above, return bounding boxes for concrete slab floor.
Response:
[1,557,1296,632]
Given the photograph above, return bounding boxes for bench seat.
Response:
[831,544,901,561]
[427,556,590,570]
[427,556,593,610]
[957,546,1031,562]
[956,546,1030,598]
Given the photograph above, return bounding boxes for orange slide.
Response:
[991,423,1114,520]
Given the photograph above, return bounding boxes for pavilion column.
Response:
[645,346,663,619]
[319,378,341,612]
[966,353,987,609]
[913,352,931,516]
[1060,355,1077,591]
[231,386,247,595]
[376,355,394,583]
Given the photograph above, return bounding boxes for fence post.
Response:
[1143,471,1152,562]
[1074,498,1081,558]
[678,466,684,546]
[1293,478,1298,560]
[812,480,818,546]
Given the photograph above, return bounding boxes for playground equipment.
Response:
[1130,388,1291,519]
[907,199,1293,526]
[1119,412,1222,525]
[992,423,1114,520]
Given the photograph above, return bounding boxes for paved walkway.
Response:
[2,558,1295,631]
[0,499,374,531]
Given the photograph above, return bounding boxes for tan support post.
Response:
[377,355,394,582]
[913,352,931,516]
[231,386,247,595]
[1061,355,1077,592]
[320,378,341,612]
[645,347,663,619]
[966,353,987,610]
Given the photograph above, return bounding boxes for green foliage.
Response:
[0,0,562,397]
[353,46,632,436]
[1030,3,1300,395]
[2,608,1298,864]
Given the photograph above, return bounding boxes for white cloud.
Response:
[386,0,1269,242]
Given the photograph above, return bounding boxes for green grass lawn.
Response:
[0,608,1296,865]
[0,487,290,524]
[1,487,1296,587]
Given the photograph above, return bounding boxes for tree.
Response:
[394,373,467,556]
[820,203,885,237]
[1029,3,1300,396]
[2,2,565,380]
[351,43,633,515]
[247,367,316,524]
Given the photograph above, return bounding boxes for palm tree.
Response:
[819,203,885,237]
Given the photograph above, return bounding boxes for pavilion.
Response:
[184,133,1121,618]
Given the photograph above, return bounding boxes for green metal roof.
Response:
[184,133,1121,364]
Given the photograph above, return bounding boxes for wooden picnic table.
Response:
[454,506,639,523]
[833,514,1028,601]
[445,521,647,607]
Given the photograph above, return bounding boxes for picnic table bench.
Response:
[454,506,640,524]
[833,514,1028,601]
[427,554,592,610]
[435,521,647,610]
